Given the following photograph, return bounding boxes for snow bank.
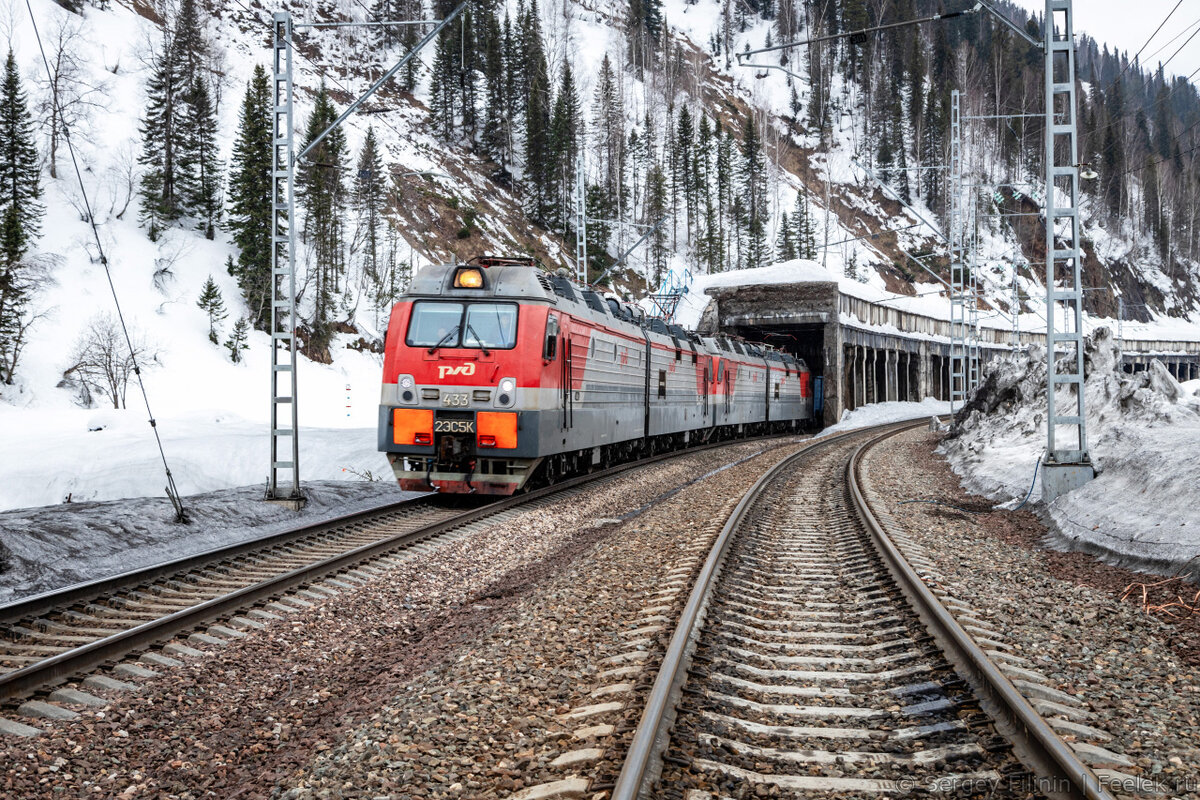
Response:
[816,398,951,439]
[0,407,394,512]
[0,481,424,604]
[941,328,1200,579]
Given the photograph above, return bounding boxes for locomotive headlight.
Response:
[496,377,516,407]
[453,267,484,288]
[398,374,416,404]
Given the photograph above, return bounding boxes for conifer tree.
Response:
[0,51,41,248]
[180,77,222,239]
[297,83,348,357]
[225,317,250,363]
[645,160,669,286]
[197,275,227,344]
[227,65,273,330]
[550,62,580,233]
[794,190,817,260]
[354,127,386,297]
[522,0,554,226]
[739,116,769,270]
[0,50,42,386]
[138,32,187,239]
[674,107,695,243]
[776,210,795,261]
[479,9,508,165]
[138,0,210,239]
[593,54,624,206]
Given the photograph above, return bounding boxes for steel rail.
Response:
[847,427,1116,800]
[0,496,441,625]
[0,432,802,702]
[609,419,921,800]
[612,417,1115,800]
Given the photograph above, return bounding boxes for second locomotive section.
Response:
[378,257,815,494]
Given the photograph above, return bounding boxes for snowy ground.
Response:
[0,405,394,512]
[941,329,1200,581]
[816,397,951,439]
[0,480,425,605]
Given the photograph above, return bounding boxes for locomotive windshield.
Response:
[406,301,518,349]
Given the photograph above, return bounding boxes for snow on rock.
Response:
[941,327,1200,579]
[0,481,426,604]
[816,398,951,439]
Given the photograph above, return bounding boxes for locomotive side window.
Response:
[658,370,667,397]
[543,314,558,360]
[406,302,464,347]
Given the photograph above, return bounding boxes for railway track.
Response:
[609,422,1117,800]
[0,434,798,722]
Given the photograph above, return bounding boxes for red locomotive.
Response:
[378,256,814,494]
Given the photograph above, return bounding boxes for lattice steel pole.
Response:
[949,89,967,412]
[1041,0,1093,501]
[267,12,303,505]
[1012,264,1022,351]
[574,151,588,284]
[968,200,981,390]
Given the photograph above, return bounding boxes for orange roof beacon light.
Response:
[453,267,484,288]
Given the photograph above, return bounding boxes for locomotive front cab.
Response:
[379,259,547,494]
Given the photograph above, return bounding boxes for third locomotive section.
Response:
[377,256,815,495]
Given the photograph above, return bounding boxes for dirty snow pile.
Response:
[817,398,951,439]
[941,327,1200,577]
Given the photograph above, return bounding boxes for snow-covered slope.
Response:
[4,0,1200,514]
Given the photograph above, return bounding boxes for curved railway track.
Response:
[609,421,1117,800]
[0,434,799,716]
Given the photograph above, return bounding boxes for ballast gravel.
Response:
[0,438,802,799]
[865,428,1200,797]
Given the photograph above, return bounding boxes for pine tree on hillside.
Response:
[674,107,695,244]
[0,50,43,387]
[173,0,207,87]
[224,317,250,363]
[739,116,769,270]
[523,0,554,226]
[550,62,580,233]
[139,29,188,239]
[645,159,669,286]
[794,190,817,260]
[776,210,795,261]
[0,51,41,246]
[197,275,227,344]
[593,54,624,206]
[180,77,222,239]
[297,82,348,357]
[479,9,509,165]
[227,65,273,331]
[429,24,458,140]
[354,127,386,298]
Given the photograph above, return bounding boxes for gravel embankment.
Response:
[865,428,1200,797]
[0,438,802,799]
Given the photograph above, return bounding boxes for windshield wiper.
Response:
[427,325,460,354]
[465,322,491,356]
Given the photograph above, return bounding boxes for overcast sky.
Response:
[1007,0,1200,83]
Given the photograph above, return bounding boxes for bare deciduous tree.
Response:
[65,313,159,409]
[34,16,108,179]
